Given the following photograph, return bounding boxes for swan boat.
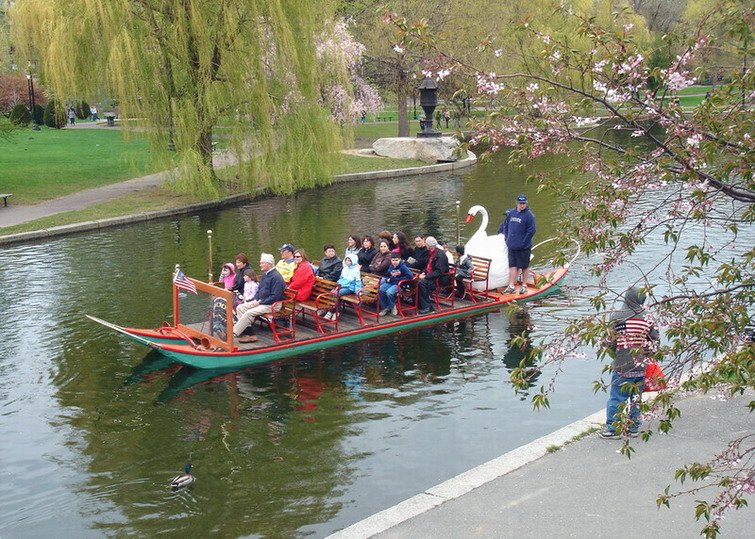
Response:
[88,265,575,371]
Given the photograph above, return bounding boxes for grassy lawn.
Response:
[676,85,713,96]
[0,126,164,204]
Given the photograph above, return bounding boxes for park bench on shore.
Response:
[0,193,12,207]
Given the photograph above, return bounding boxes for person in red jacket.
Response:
[289,248,315,301]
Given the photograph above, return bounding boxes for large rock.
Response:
[372,137,460,163]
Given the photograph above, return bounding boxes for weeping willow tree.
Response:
[11,0,346,197]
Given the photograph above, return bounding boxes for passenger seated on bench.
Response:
[231,253,252,297]
[440,240,456,265]
[288,249,316,301]
[344,235,361,260]
[211,262,238,338]
[219,262,236,289]
[326,253,362,320]
[369,239,393,275]
[318,244,343,283]
[378,230,393,245]
[379,252,414,317]
[417,236,450,314]
[241,269,259,302]
[407,235,429,269]
[233,253,286,343]
[454,244,473,298]
[357,235,377,268]
[275,244,296,283]
[391,231,414,261]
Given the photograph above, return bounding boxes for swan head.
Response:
[465,205,488,224]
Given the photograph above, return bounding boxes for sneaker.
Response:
[503,286,517,294]
[379,308,390,316]
[519,285,528,294]
[598,429,621,440]
[391,306,398,316]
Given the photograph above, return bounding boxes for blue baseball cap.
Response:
[278,243,295,252]
[517,194,528,203]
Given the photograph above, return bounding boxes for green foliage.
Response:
[32,104,44,125]
[12,0,350,198]
[0,116,19,141]
[75,100,89,120]
[9,103,31,125]
[43,99,65,129]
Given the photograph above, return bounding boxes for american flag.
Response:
[173,270,198,294]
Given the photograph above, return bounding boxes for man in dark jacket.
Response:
[407,235,429,270]
[318,244,343,282]
[233,253,286,343]
[417,236,450,313]
[499,194,536,294]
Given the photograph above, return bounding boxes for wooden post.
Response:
[207,230,213,283]
[455,200,461,245]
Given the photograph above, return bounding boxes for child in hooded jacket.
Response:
[326,254,362,320]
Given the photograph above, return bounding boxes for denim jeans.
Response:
[379,283,398,309]
[605,371,644,433]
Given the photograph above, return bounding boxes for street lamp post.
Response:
[26,74,40,130]
[417,76,441,138]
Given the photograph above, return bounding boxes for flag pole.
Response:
[207,230,213,283]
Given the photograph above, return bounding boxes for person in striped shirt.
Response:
[599,286,660,439]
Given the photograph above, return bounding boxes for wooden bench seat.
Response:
[295,277,340,334]
[256,289,297,343]
[461,256,492,302]
[0,193,12,207]
[340,272,381,326]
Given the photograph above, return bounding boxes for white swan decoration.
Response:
[464,205,510,290]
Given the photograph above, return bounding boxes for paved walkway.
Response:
[330,391,754,538]
[0,150,236,229]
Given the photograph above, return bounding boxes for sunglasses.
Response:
[294,255,302,259]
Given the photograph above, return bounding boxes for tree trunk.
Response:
[397,68,409,137]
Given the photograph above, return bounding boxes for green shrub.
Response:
[75,100,90,120]
[32,104,44,125]
[43,99,66,129]
[9,103,32,126]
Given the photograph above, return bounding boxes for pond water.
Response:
[1,148,747,538]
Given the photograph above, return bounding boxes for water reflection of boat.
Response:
[123,350,181,386]
[88,231,578,370]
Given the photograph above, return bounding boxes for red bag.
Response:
[644,362,667,391]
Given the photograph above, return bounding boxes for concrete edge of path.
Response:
[0,153,476,247]
[326,408,605,539]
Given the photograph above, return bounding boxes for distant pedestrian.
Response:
[90,106,99,121]
[444,109,450,128]
[598,286,660,439]
[68,107,76,125]
[435,112,442,129]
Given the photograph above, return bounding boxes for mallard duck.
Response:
[170,463,195,489]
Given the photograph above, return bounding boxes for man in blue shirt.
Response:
[499,194,536,294]
[233,253,287,342]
